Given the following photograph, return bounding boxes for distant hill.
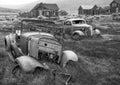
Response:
[0,7,20,13]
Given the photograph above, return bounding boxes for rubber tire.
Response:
[72,34,80,40]
[12,65,23,78]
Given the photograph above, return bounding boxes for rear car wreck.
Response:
[64,18,101,40]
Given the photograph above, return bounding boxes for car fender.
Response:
[93,29,101,35]
[4,34,16,51]
[15,56,49,72]
[73,30,85,36]
[61,50,78,68]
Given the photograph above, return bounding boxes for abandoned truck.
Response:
[63,18,101,40]
[4,18,78,73]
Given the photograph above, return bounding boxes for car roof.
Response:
[40,32,54,37]
[66,18,85,22]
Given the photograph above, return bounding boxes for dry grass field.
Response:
[0,19,120,85]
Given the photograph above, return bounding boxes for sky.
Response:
[0,0,112,6]
[0,0,63,9]
[0,0,38,5]
[0,0,62,5]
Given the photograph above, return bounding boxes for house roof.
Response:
[114,0,120,4]
[92,5,102,10]
[81,5,93,9]
[78,6,83,10]
[43,3,59,10]
[31,3,59,11]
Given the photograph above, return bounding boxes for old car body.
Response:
[63,18,100,40]
[4,18,78,73]
[19,32,62,63]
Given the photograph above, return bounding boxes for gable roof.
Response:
[114,0,120,4]
[31,3,59,11]
[81,5,93,9]
[91,5,103,10]
[43,3,59,10]
[92,5,98,9]
[78,6,83,10]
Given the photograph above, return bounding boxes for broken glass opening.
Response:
[72,20,85,24]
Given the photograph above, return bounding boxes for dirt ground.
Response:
[1,19,120,85]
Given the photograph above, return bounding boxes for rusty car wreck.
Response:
[4,18,78,84]
[64,18,101,40]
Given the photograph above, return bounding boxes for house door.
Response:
[39,10,42,16]
[116,8,119,13]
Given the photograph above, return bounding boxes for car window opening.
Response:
[72,20,85,24]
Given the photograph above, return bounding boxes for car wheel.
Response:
[72,34,80,40]
[12,65,23,78]
[33,67,46,75]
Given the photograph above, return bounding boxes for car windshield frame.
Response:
[72,20,86,25]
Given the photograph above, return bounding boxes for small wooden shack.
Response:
[30,3,59,18]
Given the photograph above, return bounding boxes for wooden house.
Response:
[91,5,100,15]
[78,5,103,15]
[30,3,59,18]
[110,0,120,13]
[78,6,84,15]
[78,5,93,15]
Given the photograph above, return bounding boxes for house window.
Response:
[116,8,119,12]
[39,10,42,16]
[112,3,117,7]
[53,12,56,16]
[46,11,49,16]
